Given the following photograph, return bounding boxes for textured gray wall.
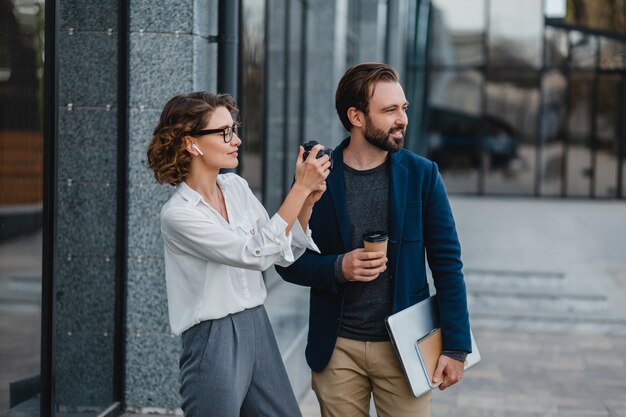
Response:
[124,0,217,410]
[55,0,217,411]
[55,0,119,409]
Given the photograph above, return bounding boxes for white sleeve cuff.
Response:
[291,220,321,253]
[252,214,295,262]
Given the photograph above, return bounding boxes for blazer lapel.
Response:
[389,151,408,247]
[328,138,351,252]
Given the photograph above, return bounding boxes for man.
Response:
[276,62,471,417]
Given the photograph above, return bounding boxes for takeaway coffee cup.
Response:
[363,231,389,255]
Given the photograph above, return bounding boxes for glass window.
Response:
[545,26,569,68]
[429,0,486,67]
[429,69,483,116]
[570,31,598,69]
[566,72,593,197]
[488,0,543,69]
[0,0,44,413]
[599,37,626,70]
[544,0,566,18]
[347,0,385,65]
[239,0,266,198]
[623,147,626,200]
[426,70,484,194]
[540,69,568,196]
[594,74,620,198]
[484,70,540,195]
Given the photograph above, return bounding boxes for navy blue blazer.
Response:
[276,138,471,372]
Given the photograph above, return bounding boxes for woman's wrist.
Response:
[292,181,313,196]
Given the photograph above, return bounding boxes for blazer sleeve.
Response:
[275,250,341,295]
[423,162,472,353]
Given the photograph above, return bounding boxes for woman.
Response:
[146,92,330,417]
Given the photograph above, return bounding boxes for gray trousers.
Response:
[179,305,303,417]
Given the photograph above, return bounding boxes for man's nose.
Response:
[396,111,408,126]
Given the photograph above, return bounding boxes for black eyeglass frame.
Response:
[191,122,240,143]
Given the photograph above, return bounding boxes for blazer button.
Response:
[255,250,260,255]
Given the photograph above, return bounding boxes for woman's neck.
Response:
[185,164,221,202]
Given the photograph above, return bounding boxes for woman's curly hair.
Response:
[146,92,239,185]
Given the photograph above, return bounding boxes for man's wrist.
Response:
[441,350,468,363]
[334,255,347,285]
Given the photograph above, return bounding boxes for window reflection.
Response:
[595,75,620,197]
[600,38,626,70]
[0,0,44,413]
[567,72,593,196]
[484,70,539,195]
[545,27,569,68]
[430,0,486,67]
[540,70,568,196]
[426,70,483,193]
[623,152,626,200]
[239,0,266,197]
[570,32,598,69]
[488,0,543,69]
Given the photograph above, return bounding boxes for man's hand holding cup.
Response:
[341,231,389,282]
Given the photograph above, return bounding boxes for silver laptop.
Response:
[385,294,481,397]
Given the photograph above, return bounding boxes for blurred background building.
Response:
[1,0,625,416]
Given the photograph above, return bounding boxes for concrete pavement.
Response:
[299,196,626,417]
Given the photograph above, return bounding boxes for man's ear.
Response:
[347,107,364,128]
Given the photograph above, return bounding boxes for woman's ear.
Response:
[347,107,364,128]
[184,137,200,156]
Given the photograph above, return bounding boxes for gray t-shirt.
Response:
[338,161,392,341]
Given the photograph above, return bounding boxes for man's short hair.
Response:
[335,62,400,131]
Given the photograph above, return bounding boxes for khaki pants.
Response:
[312,337,432,417]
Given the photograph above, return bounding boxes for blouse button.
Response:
[255,250,260,255]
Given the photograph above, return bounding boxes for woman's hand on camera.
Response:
[295,144,331,194]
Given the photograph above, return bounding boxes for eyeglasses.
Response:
[191,123,240,143]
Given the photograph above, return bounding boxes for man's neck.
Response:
[343,135,388,170]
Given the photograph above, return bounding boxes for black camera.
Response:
[302,141,333,170]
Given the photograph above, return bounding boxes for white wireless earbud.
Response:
[192,143,204,156]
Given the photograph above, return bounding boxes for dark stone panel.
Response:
[130,0,193,34]
[58,32,118,107]
[128,33,194,109]
[55,331,115,408]
[56,256,116,333]
[124,333,182,409]
[59,0,118,31]
[126,256,169,333]
[56,181,117,256]
[58,107,117,182]
[126,181,171,258]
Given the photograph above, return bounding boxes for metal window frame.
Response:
[545,18,626,199]
[41,0,58,415]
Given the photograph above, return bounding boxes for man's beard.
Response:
[363,115,405,152]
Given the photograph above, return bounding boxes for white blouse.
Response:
[161,173,319,335]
